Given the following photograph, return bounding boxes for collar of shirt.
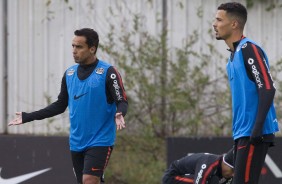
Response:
[227,35,245,60]
[227,35,245,53]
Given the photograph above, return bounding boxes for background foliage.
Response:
[100,13,232,182]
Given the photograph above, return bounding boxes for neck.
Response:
[225,31,244,51]
[82,55,97,65]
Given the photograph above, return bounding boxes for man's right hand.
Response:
[250,136,264,145]
[8,112,23,126]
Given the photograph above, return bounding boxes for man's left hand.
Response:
[115,112,126,130]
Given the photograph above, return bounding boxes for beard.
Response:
[215,34,224,40]
[73,57,84,64]
[214,31,224,40]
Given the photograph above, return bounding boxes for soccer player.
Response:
[162,149,234,184]
[213,2,279,183]
[9,28,128,184]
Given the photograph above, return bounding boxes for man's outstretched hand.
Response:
[8,112,23,126]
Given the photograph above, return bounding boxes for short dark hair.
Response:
[217,2,247,29]
[74,28,99,52]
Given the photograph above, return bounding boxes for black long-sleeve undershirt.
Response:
[22,60,128,123]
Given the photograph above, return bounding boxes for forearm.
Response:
[22,100,67,123]
[22,73,68,123]
[252,89,275,137]
[116,101,128,117]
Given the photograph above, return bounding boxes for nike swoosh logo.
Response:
[74,92,88,100]
[91,168,101,171]
[0,167,51,184]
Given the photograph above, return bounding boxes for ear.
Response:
[231,20,239,29]
[90,46,96,54]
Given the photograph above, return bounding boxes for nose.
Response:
[212,21,216,28]
[213,19,218,27]
[72,47,76,54]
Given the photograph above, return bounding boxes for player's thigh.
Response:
[71,150,85,183]
[83,146,113,177]
[233,138,270,184]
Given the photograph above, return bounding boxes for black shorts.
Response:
[233,137,272,184]
[71,146,113,183]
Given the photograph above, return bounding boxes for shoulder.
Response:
[242,41,258,48]
[65,64,78,76]
[189,153,219,165]
[97,60,112,68]
[240,40,265,60]
[95,60,113,76]
[199,153,221,167]
[239,38,262,52]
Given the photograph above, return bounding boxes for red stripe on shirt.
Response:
[245,144,255,182]
[175,176,194,183]
[251,44,271,89]
[202,160,219,184]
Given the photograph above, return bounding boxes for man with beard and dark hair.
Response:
[9,28,128,184]
[213,2,279,183]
